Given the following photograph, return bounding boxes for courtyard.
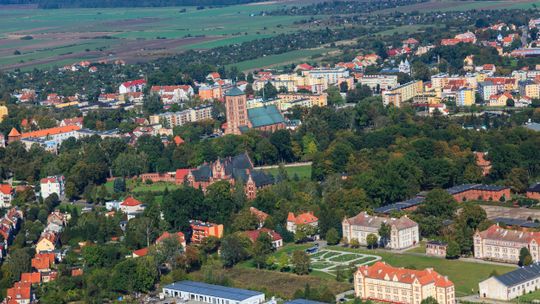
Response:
[309,249,381,276]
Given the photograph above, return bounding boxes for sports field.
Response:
[0,4,309,69]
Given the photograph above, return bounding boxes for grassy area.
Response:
[104,179,181,194]
[327,246,515,297]
[263,164,312,180]
[228,48,335,71]
[517,289,540,302]
[405,241,426,254]
[190,266,351,299]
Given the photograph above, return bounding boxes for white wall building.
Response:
[40,176,65,200]
[342,212,419,249]
[479,263,540,301]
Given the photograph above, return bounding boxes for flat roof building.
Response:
[162,281,265,304]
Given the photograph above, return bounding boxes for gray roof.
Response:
[285,300,328,304]
[494,263,540,287]
[445,184,508,195]
[494,217,540,229]
[528,183,540,193]
[163,281,263,301]
[247,105,285,128]
[374,197,425,214]
[225,87,245,97]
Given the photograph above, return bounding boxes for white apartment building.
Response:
[479,263,540,301]
[342,212,419,250]
[149,105,213,127]
[474,224,540,264]
[40,175,65,200]
[302,67,350,84]
[356,74,398,91]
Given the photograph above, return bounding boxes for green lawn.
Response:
[263,164,312,180]
[517,289,540,302]
[327,246,516,297]
[105,179,181,194]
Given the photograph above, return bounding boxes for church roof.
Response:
[225,87,244,97]
[247,105,285,128]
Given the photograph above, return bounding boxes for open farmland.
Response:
[381,0,540,13]
[0,4,313,70]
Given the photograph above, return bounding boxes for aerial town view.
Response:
[2,0,540,303]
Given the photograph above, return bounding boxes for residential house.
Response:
[35,232,58,253]
[354,262,455,304]
[249,207,268,228]
[189,220,224,243]
[488,92,513,107]
[5,282,33,304]
[120,196,145,220]
[20,273,41,285]
[286,211,318,234]
[342,212,419,249]
[156,231,187,249]
[0,184,14,208]
[479,263,540,301]
[31,252,55,272]
[244,228,283,249]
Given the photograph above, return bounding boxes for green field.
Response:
[0,4,309,69]
[104,179,181,194]
[228,48,336,71]
[383,0,540,13]
[517,289,540,302]
[263,164,312,180]
[327,246,516,297]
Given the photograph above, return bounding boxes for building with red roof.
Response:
[20,273,41,285]
[249,207,268,228]
[39,175,65,200]
[355,261,455,304]
[6,282,32,304]
[156,231,186,248]
[0,184,14,208]
[71,268,84,277]
[119,79,146,94]
[173,135,184,146]
[189,220,224,243]
[7,128,21,144]
[294,63,314,71]
[244,228,283,249]
[120,196,145,219]
[31,252,55,272]
[474,224,540,264]
[286,211,318,234]
[132,247,149,258]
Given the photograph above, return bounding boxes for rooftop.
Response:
[493,263,540,287]
[225,87,245,97]
[163,281,264,301]
[247,105,285,128]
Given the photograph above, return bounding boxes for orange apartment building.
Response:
[189,220,224,243]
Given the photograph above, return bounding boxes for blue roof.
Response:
[247,105,285,128]
[494,263,540,287]
[163,281,263,301]
[285,299,328,304]
[494,217,540,229]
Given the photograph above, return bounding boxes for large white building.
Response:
[356,74,398,92]
[479,263,540,301]
[162,281,265,304]
[40,176,65,200]
[149,105,213,127]
[342,212,419,250]
[355,262,455,304]
[302,67,350,84]
[474,224,540,264]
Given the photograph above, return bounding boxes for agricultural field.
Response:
[0,4,313,70]
[382,0,540,13]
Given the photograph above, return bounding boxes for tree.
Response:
[252,232,274,269]
[113,178,126,193]
[445,241,460,259]
[420,296,439,304]
[325,228,340,245]
[231,209,259,231]
[200,236,221,254]
[378,223,391,248]
[294,224,317,242]
[277,254,289,272]
[5,248,31,282]
[220,234,251,267]
[291,250,310,275]
[366,234,378,249]
[143,94,164,115]
[519,247,533,267]
[349,238,360,248]
[416,189,457,219]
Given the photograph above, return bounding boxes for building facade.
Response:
[479,263,540,301]
[342,212,419,250]
[225,87,250,135]
[382,81,423,107]
[426,241,448,257]
[40,176,65,200]
[286,211,318,234]
[149,105,213,127]
[474,224,540,264]
[189,220,224,243]
[354,262,455,304]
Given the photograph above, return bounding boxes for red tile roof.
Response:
[358,261,454,288]
[121,196,142,207]
[121,79,146,88]
[132,247,148,257]
[244,228,282,242]
[6,282,31,301]
[249,207,268,222]
[174,135,185,145]
[156,231,185,245]
[287,211,318,225]
[31,252,55,270]
[8,128,20,137]
[21,125,80,139]
[20,272,41,284]
[0,184,13,195]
